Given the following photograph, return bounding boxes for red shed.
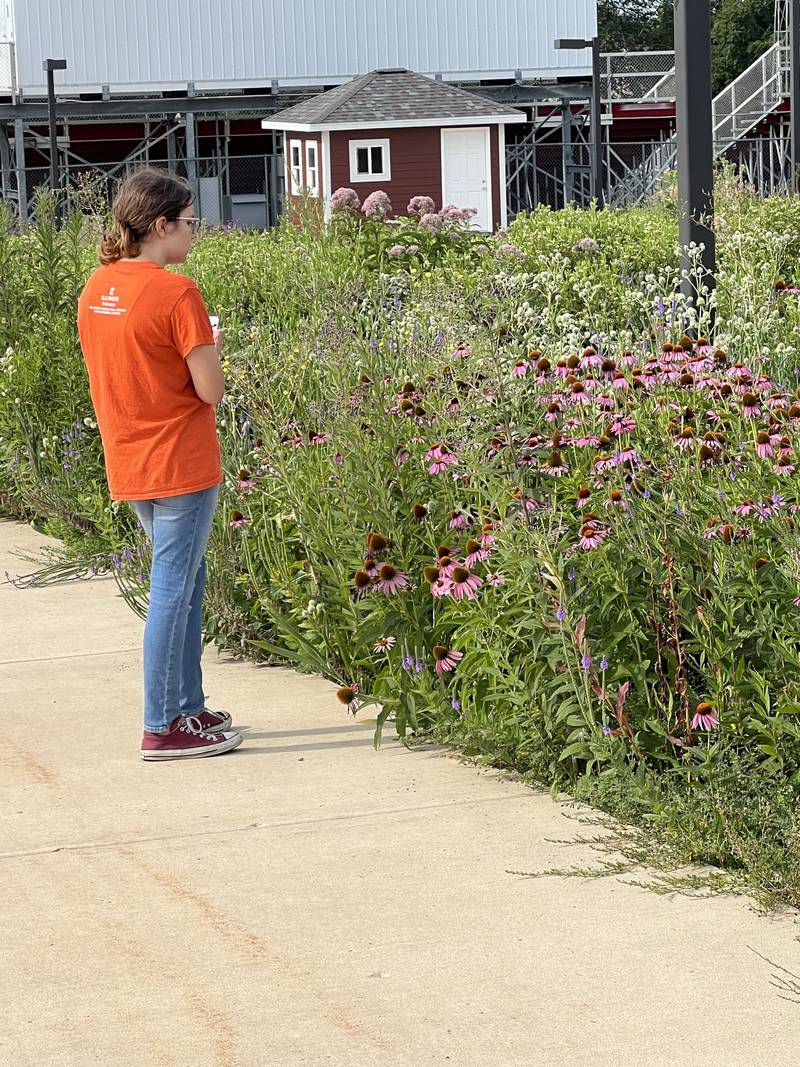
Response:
[261,68,527,231]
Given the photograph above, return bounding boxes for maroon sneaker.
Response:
[140,715,242,761]
[194,707,233,732]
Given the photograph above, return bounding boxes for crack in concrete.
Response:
[0,790,534,861]
[0,646,140,666]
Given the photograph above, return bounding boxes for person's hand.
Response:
[212,326,225,356]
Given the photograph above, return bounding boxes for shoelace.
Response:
[179,715,219,740]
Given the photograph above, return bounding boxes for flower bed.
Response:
[3,182,800,904]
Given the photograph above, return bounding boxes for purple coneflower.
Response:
[230,510,250,528]
[374,636,396,654]
[542,449,569,476]
[675,427,695,451]
[755,431,773,459]
[579,522,608,550]
[486,572,505,586]
[691,702,719,731]
[374,564,410,595]
[741,392,761,417]
[732,500,755,517]
[430,576,453,598]
[433,646,464,674]
[610,416,636,436]
[512,360,530,377]
[449,566,483,600]
[464,538,490,568]
[604,489,628,510]
[336,683,360,714]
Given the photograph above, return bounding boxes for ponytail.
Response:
[99,221,144,265]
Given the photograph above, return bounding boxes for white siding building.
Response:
[2,0,595,97]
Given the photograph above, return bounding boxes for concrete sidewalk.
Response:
[2,515,800,1067]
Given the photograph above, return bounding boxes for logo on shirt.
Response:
[89,286,127,317]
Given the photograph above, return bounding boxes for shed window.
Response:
[305,141,319,197]
[289,139,302,195]
[349,138,391,182]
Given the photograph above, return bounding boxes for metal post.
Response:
[674,0,716,313]
[791,0,800,192]
[561,101,571,207]
[0,124,11,201]
[590,36,604,207]
[43,59,67,223]
[185,81,198,195]
[13,117,27,221]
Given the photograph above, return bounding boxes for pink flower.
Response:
[449,510,468,529]
[336,682,360,714]
[374,564,410,595]
[433,646,464,674]
[464,546,490,568]
[578,522,608,550]
[330,187,360,212]
[691,705,719,731]
[361,190,392,220]
[732,500,756,517]
[418,212,443,232]
[486,572,505,586]
[427,445,459,475]
[449,566,483,600]
[394,449,410,468]
[755,431,773,458]
[452,344,470,359]
[430,576,453,598]
[407,195,436,216]
[512,360,530,377]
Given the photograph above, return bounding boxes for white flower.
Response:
[373,635,396,654]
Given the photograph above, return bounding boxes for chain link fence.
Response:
[0,154,284,227]
[600,51,675,103]
[0,42,15,94]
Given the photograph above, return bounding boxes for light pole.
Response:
[791,0,800,193]
[43,58,67,196]
[554,36,603,207]
[674,1,716,316]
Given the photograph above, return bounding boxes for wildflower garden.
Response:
[4,177,800,905]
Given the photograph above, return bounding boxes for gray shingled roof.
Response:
[263,68,526,128]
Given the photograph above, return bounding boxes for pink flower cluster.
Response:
[330,187,360,212]
[361,190,392,220]
[407,195,436,216]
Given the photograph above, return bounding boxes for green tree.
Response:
[599,0,777,95]
[710,0,774,95]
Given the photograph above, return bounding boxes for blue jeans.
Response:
[129,485,219,734]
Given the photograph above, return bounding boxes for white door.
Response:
[441,127,491,231]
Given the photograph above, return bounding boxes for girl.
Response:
[78,167,243,760]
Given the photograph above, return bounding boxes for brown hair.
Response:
[99,167,193,265]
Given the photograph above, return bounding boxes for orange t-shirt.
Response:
[77,259,222,501]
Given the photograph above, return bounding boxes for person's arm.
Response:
[186,328,225,406]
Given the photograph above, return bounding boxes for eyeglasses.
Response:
[169,216,203,232]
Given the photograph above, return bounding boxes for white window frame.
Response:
[348,138,391,182]
[289,139,303,195]
[305,141,319,197]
